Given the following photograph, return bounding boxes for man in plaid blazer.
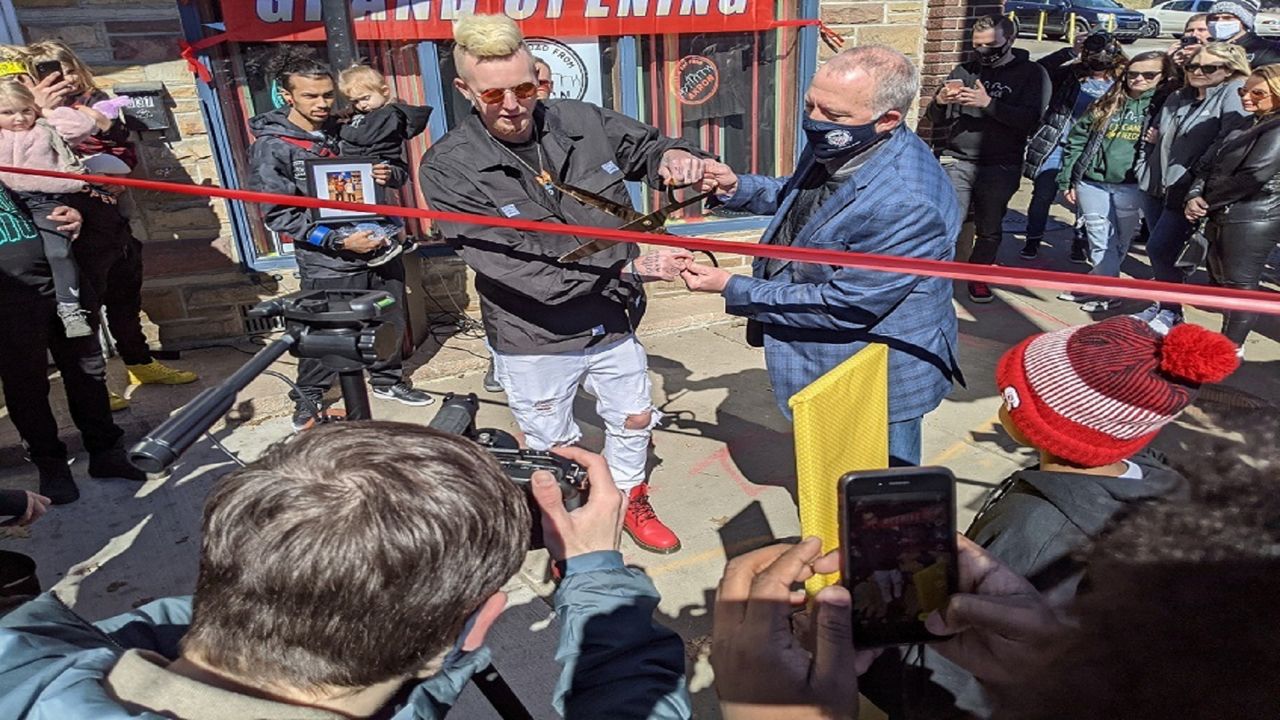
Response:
[684,45,964,465]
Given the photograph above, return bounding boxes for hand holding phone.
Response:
[924,535,1062,685]
[711,537,879,720]
[839,467,959,646]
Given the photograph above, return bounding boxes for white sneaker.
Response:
[1058,290,1092,303]
[1080,299,1118,313]
[1149,309,1183,335]
[1132,303,1161,324]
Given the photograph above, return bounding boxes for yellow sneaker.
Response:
[126,360,198,385]
[108,390,130,412]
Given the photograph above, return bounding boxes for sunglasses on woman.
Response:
[475,81,539,105]
[1185,63,1228,75]
[1238,87,1271,100]
[1125,70,1162,81]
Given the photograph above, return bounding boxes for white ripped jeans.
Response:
[490,335,659,491]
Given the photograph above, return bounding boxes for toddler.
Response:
[333,65,433,266]
[0,80,97,337]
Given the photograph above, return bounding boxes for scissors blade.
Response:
[558,238,618,263]
[557,183,645,223]
[617,190,713,232]
[558,191,713,263]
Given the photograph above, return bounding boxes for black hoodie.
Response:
[338,102,432,171]
[925,48,1051,166]
[247,108,408,278]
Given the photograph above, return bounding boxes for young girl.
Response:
[1058,51,1178,313]
[0,80,97,337]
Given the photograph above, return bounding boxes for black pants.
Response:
[292,258,407,406]
[17,193,79,306]
[944,160,1023,266]
[1207,217,1280,346]
[68,194,151,366]
[0,299,122,460]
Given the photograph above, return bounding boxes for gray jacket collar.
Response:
[105,650,342,720]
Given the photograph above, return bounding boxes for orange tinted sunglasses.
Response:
[476,82,539,105]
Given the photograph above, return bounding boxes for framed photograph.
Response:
[304,157,380,221]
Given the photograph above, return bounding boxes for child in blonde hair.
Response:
[336,64,432,169]
[335,64,432,264]
[0,80,97,337]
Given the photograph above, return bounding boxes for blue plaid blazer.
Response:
[720,127,964,423]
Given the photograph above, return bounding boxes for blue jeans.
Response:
[1026,166,1066,240]
[888,417,923,467]
[1074,181,1161,278]
[1145,203,1193,313]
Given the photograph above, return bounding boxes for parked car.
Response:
[1008,0,1148,43]
[1258,2,1280,37]
[1143,0,1280,38]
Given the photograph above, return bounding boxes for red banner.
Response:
[222,0,777,42]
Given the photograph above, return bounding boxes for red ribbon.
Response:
[2,164,1277,317]
[178,33,228,84]
[770,19,846,50]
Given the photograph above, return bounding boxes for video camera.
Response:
[128,289,588,549]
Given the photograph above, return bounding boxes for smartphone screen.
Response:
[840,468,958,646]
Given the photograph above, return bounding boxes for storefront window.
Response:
[186,2,812,269]
[432,28,800,226]
[634,29,797,223]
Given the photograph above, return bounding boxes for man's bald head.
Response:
[819,45,920,117]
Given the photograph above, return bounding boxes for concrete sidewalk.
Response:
[1,196,1277,718]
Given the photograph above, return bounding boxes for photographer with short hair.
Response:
[0,422,692,719]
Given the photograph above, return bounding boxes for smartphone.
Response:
[839,466,959,647]
[34,60,61,81]
[1179,35,1200,47]
[944,78,964,91]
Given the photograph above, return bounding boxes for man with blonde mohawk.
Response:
[421,13,712,554]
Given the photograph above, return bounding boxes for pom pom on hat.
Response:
[1160,323,1240,385]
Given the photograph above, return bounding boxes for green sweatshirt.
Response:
[1058,89,1156,191]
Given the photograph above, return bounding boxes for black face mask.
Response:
[975,42,1011,66]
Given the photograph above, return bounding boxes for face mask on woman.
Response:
[1209,19,1242,40]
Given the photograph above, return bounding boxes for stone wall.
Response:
[820,0,929,95]
[14,0,229,244]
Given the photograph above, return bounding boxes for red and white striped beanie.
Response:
[996,316,1240,467]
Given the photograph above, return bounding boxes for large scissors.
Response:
[556,183,715,264]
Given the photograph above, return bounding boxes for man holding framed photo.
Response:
[248,50,433,431]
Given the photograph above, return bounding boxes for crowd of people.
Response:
[0,7,1277,720]
[0,40,202,505]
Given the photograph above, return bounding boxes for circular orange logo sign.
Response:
[673,55,719,106]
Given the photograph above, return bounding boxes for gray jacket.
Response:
[420,100,708,354]
[0,555,692,720]
[1138,79,1249,208]
[247,109,409,279]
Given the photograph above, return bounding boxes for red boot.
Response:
[624,484,682,554]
